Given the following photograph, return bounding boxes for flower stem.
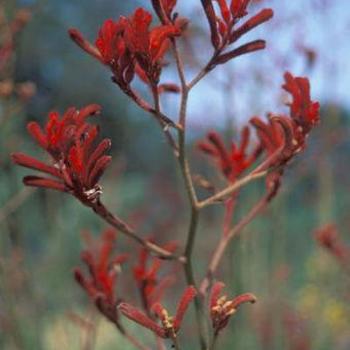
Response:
[209,333,219,350]
[91,199,184,262]
[200,193,270,294]
[171,335,181,350]
[151,84,179,157]
[197,170,267,209]
[172,39,208,350]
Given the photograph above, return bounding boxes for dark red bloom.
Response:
[282,72,320,134]
[123,8,180,85]
[74,229,128,324]
[133,240,177,311]
[69,7,181,88]
[251,72,320,168]
[119,285,197,339]
[247,73,319,199]
[200,0,273,65]
[198,127,261,183]
[12,105,111,204]
[210,281,256,335]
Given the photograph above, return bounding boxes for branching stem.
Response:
[200,193,271,295]
[91,199,184,262]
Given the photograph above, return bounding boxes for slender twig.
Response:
[200,193,271,295]
[209,333,219,350]
[198,145,285,209]
[151,84,179,157]
[188,54,218,91]
[172,39,208,350]
[197,170,267,209]
[115,319,151,350]
[91,199,184,262]
[123,86,182,131]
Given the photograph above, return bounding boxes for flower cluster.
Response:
[11,104,111,205]
[199,72,320,199]
[69,7,183,90]
[251,72,320,169]
[200,0,273,67]
[210,281,256,335]
[198,127,261,183]
[119,286,197,339]
[74,229,128,325]
[133,240,177,312]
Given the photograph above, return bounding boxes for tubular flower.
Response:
[210,281,256,335]
[11,105,111,204]
[123,8,181,85]
[200,0,273,66]
[69,7,181,88]
[282,72,320,134]
[119,286,197,339]
[251,72,320,169]
[74,229,128,324]
[198,127,261,183]
[248,72,320,198]
[133,240,177,311]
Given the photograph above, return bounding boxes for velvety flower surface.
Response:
[69,7,181,89]
[12,104,111,204]
[210,281,256,335]
[74,229,128,324]
[251,72,320,168]
[200,0,273,66]
[133,240,177,311]
[119,285,197,339]
[198,127,261,183]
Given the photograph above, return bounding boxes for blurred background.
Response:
[1,0,350,349]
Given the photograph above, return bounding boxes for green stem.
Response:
[209,333,219,350]
[172,39,208,350]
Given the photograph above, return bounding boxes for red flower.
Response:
[200,0,273,64]
[123,8,180,85]
[248,72,320,199]
[74,229,128,324]
[119,285,197,339]
[210,281,256,335]
[133,240,177,311]
[251,72,320,168]
[12,105,111,204]
[69,7,181,88]
[282,72,320,134]
[198,127,261,183]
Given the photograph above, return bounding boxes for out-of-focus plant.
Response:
[0,4,35,123]
[10,0,321,349]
